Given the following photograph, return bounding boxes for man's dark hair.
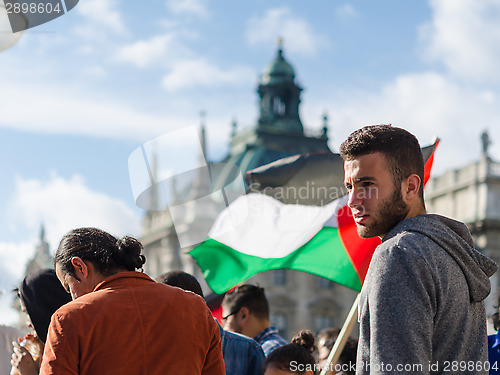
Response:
[339,125,425,200]
[492,312,500,331]
[222,284,269,320]
[157,270,204,298]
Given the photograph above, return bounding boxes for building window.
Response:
[318,277,333,289]
[272,269,287,285]
[273,96,286,116]
[271,312,288,339]
[315,315,334,332]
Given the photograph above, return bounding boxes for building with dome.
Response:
[140,44,358,339]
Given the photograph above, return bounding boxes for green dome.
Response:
[261,48,295,85]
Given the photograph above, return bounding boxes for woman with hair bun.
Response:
[265,330,317,375]
[26,227,224,375]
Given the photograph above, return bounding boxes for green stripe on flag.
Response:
[190,226,362,294]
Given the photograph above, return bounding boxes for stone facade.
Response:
[424,139,500,322]
[25,225,53,275]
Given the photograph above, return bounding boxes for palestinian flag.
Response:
[190,139,439,294]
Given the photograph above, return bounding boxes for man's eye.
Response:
[362,181,373,187]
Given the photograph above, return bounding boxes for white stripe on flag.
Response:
[207,193,346,258]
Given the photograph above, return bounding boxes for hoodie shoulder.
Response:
[383,214,498,302]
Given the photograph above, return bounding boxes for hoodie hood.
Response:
[383,214,498,302]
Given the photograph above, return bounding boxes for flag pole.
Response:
[319,293,360,375]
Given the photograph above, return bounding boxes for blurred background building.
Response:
[139,44,357,339]
[425,130,500,326]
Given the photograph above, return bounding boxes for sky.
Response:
[1,0,500,324]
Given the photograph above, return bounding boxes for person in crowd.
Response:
[340,125,498,374]
[316,327,357,375]
[488,297,500,374]
[27,227,224,375]
[222,284,288,357]
[158,270,265,375]
[10,268,72,375]
[1,324,25,374]
[264,330,316,375]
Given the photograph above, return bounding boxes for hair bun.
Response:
[116,236,146,270]
[291,330,316,353]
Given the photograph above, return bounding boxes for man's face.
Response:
[55,262,93,300]
[221,304,243,334]
[344,152,409,239]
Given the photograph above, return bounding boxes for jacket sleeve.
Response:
[39,310,79,375]
[360,243,436,375]
[202,312,226,375]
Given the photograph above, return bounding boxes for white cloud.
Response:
[0,241,33,325]
[81,65,107,78]
[162,58,255,91]
[419,0,500,83]
[303,71,500,175]
[0,242,33,290]
[0,173,141,325]
[165,0,209,18]
[8,174,141,248]
[246,7,328,56]
[114,33,185,68]
[335,4,358,18]
[76,0,127,35]
[0,78,193,141]
[0,241,31,324]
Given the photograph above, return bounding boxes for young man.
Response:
[221,284,287,357]
[340,125,498,374]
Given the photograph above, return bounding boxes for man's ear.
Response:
[70,257,89,281]
[239,306,250,322]
[403,174,421,201]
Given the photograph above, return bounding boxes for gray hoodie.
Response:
[356,214,498,375]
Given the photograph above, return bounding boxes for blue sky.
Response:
[1,0,500,324]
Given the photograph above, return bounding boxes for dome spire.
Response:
[199,110,207,157]
[40,223,45,242]
[231,117,238,138]
[277,36,284,56]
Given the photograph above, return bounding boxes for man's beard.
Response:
[357,186,409,239]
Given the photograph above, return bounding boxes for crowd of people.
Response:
[2,125,498,374]
[8,263,357,375]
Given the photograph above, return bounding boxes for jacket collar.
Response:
[93,271,154,292]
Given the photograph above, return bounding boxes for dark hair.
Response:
[54,227,146,277]
[493,312,500,331]
[339,125,425,201]
[265,330,317,374]
[157,270,204,298]
[222,284,269,320]
[19,268,72,343]
[317,327,358,375]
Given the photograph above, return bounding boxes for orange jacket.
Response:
[40,271,224,375]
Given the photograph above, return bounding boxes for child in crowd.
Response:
[264,330,316,375]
